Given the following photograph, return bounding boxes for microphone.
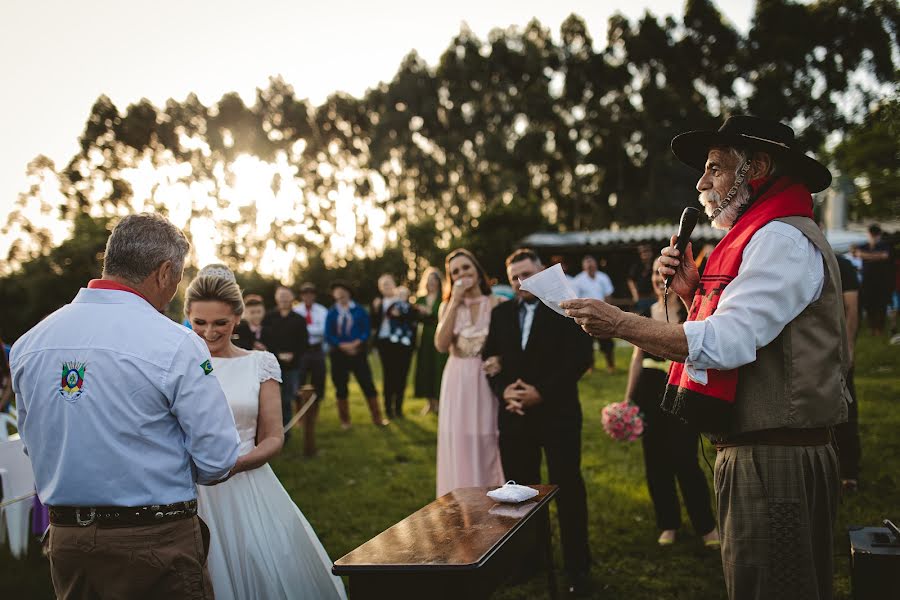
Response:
[665,207,701,291]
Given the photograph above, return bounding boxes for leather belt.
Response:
[714,427,831,451]
[49,500,198,527]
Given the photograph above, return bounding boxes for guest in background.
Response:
[628,244,657,314]
[573,255,616,373]
[891,255,900,338]
[483,248,594,595]
[551,255,577,284]
[623,259,719,548]
[325,281,389,429]
[372,274,416,419]
[847,244,864,276]
[390,286,417,348]
[434,249,504,497]
[858,224,893,335]
[262,286,309,431]
[0,335,11,413]
[293,282,329,457]
[233,294,266,351]
[693,242,717,277]
[414,268,447,415]
[834,251,861,491]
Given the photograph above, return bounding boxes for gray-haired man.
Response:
[563,116,849,600]
[11,213,240,599]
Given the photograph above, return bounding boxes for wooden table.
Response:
[333,485,558,599]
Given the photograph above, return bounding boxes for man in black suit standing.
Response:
[482,248,594,596]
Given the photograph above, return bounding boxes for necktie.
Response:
[305,304,313,325]
[520,302,537,350]
[338,307,353,338]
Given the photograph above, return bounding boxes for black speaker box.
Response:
[848,526,900,600]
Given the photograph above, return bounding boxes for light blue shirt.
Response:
[10,288,240,506]
[683,221,825,384]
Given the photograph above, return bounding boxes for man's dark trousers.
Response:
[498,408,590,576]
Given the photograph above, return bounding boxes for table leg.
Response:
[543,509,557,599]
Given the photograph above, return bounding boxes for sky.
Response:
[0,0,754,242]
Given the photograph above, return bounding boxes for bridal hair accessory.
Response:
[487,481,539,504]
[601,401,645,442]
[198,263,236,282]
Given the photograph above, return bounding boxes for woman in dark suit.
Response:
[623,259,719,547]
[372,273,416,418]
[413,268,447,415]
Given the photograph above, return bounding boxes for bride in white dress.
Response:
[185,273,347,600]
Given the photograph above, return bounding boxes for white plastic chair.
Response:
[0,412,16,442]
[0,439,35,558]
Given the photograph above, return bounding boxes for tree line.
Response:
[1,0,897,340]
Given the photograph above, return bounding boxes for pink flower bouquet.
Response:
[601,401,645,442]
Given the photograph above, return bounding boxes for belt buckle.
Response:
[75,507,96,527]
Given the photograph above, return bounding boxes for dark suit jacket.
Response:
[231,320,255,350]
[371,298,419,348]
[261,309,309,371]
[483,300,593,421]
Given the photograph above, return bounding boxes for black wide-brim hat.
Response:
[671,115,832,192]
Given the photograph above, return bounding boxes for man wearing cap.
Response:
[262,285,309,432]
[562,116,849,599]
[325,280,390,428]
[293,282,329,456]
[10,213,240,599]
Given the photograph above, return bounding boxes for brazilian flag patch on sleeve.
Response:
[200,360,214,375]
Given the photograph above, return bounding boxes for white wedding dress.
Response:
[197,351,347,600]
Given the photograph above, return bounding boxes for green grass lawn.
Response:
[2,333,898,599]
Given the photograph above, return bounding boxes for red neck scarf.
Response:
[661,177,814,432]
[87,279,151,304]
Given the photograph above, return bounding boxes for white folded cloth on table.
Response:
[486,481,539,504]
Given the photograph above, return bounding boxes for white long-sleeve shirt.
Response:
[293,302,328,346]
[683,221,824,384]
[573,270,614,300]
[11,287,240,506]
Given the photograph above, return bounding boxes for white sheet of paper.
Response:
[519,264,578,317]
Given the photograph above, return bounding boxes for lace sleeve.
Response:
[257,351,283,384]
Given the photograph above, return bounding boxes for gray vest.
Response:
[726,216,850,436]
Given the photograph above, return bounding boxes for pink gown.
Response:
[436,296,505,497]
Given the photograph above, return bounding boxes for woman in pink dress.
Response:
[434,249,505,497]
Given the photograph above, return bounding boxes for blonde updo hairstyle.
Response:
[185,275,245,317]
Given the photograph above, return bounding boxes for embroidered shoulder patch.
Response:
[59,361,87,401]
[200,359,214,375]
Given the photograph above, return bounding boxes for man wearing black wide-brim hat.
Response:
[562,116,850,599]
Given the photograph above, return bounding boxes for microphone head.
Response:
[679,206,701,231]
[665,206,703,291]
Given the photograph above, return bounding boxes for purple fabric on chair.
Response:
[31,492,49,535]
